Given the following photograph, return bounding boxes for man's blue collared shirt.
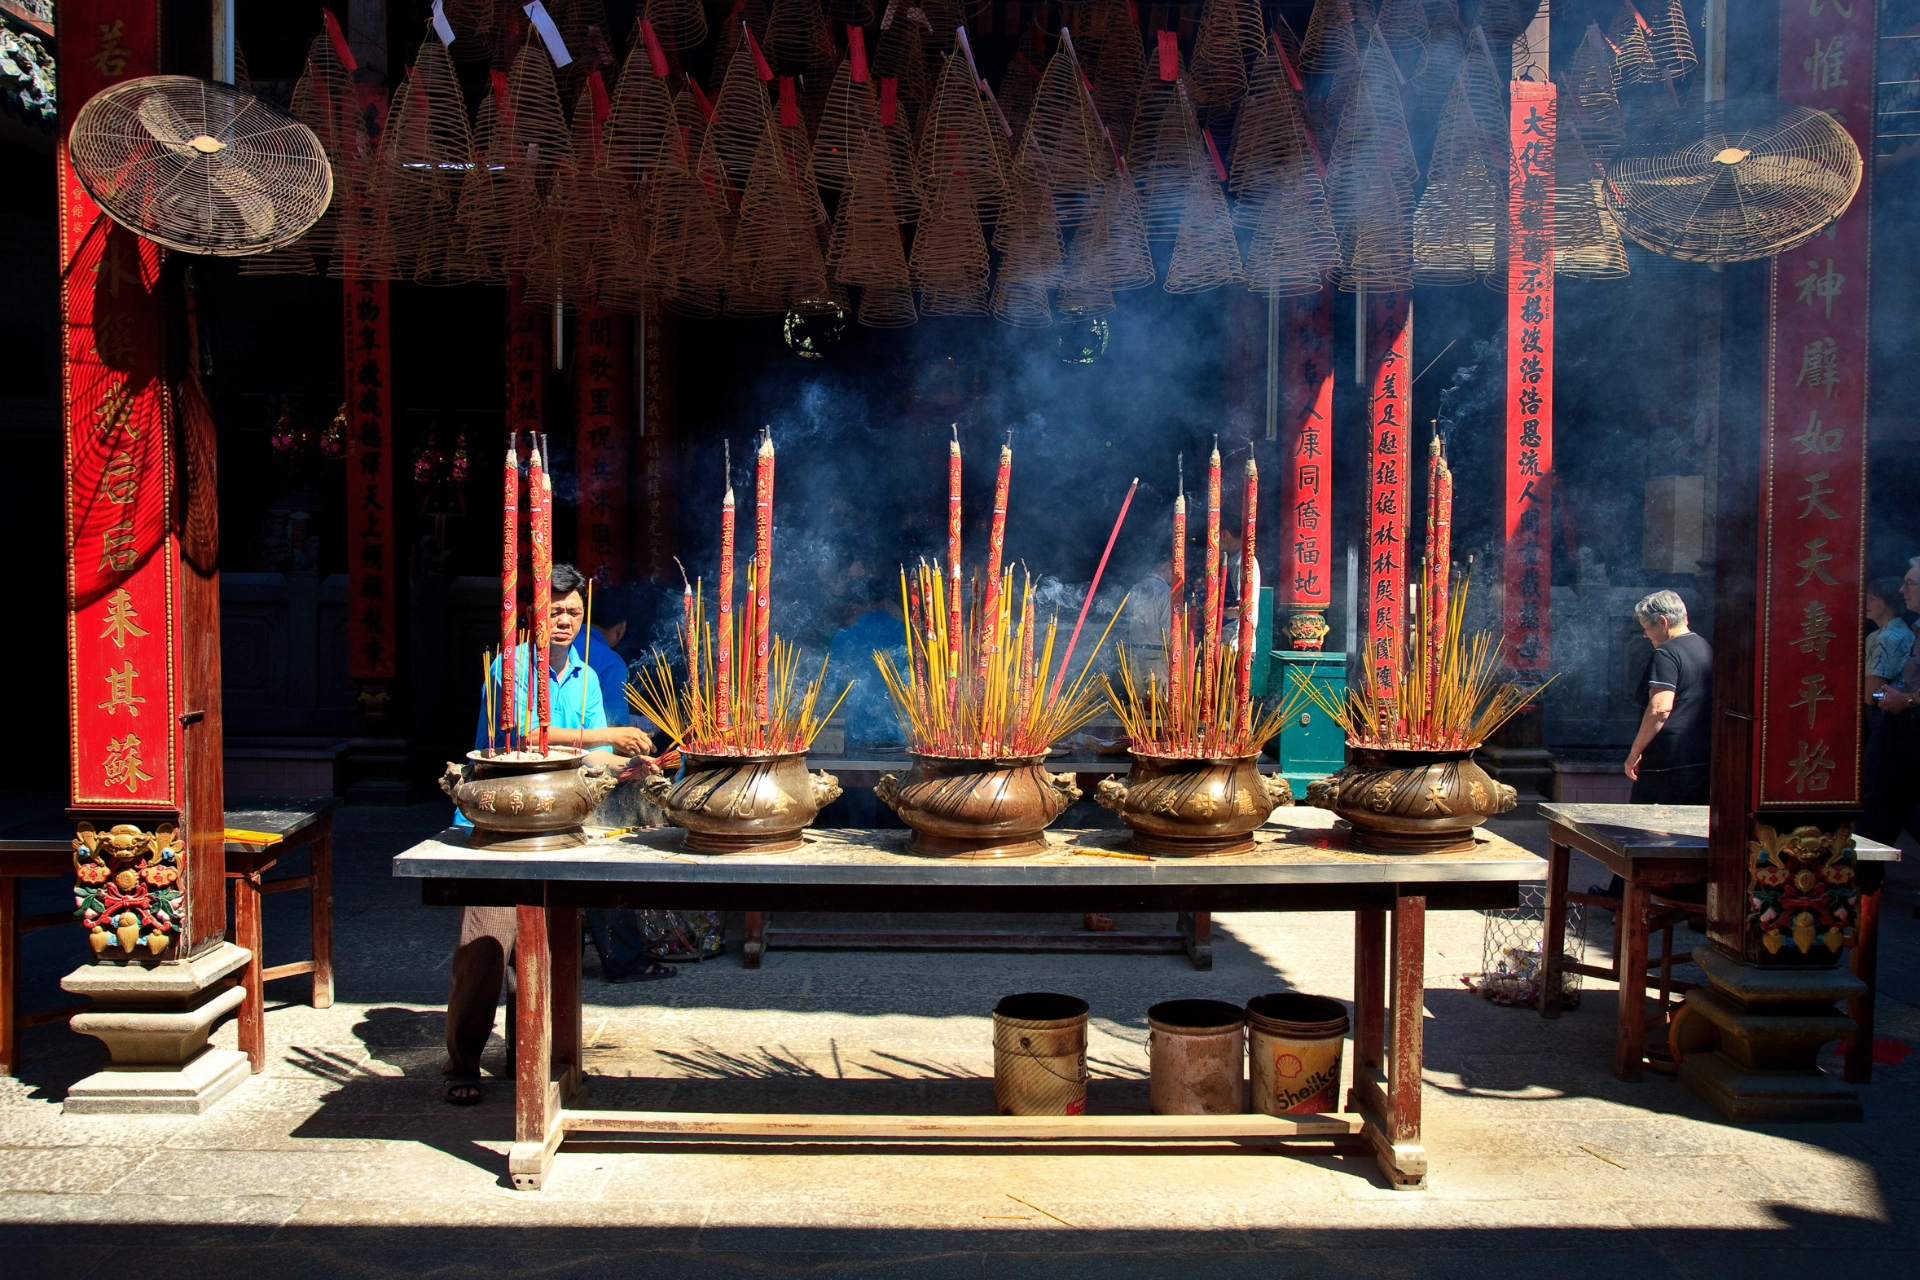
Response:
[456,644,607,828]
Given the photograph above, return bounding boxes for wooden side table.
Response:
[224,798,340,1072]
[0,840,86,1078]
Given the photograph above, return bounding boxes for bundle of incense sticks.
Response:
[1105,447,1305,757]
[871,436,1130,759]
[626,434,852,756]
[493,431,557,756]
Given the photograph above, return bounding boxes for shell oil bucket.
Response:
[1246,992,1349,1115]
[992,992,1090,1115]
[1146,998,1246,1115]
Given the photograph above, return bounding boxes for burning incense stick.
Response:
[1202,442,1222,727]
[754,428,775,724]
[1233,457,1259,732]
[500,434,518,750]
[946,426,963,708]
[530,441,552,755]
[1049,477,1138,704]
[979,436,1012,680]
[717,445,735,732]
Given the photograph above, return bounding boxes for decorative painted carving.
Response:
[1748,822,1858,961]
[73,821,182,959]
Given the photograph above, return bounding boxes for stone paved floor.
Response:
[2,800,1916,1276]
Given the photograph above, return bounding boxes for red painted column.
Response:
[574,306,631,584]
[1281,293,1334,651]
[638,298,677,581]
[1503,80,1555,678]
[344,279,396,723]
[1365,292,1411,702]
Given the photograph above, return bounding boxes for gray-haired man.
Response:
[1625,589,1713,805]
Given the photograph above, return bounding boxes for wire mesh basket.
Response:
[1468,883,1586,1008]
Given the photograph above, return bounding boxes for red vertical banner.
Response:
[1281,293,1334,651]
[1365,292,1411,697]
[638,297,677,581]
[574,305,631,584]
[344,279,396,687]
[506,276,547,444]
[1504,80,1555,675]
[1757,1,1875,807]
[62,2,178,812]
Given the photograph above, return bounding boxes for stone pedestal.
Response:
[61,942,252,1115]
[1678,945,1864,1123]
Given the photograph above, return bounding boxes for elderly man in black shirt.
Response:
[1625,589,1713,805]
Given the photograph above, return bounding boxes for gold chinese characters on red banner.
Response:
[1503,79,1555,676]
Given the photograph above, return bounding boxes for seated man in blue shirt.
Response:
[444,563,663,1107]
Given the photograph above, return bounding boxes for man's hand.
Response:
[1883,689,1914,715]
[618,754,663,784]
[604,725,653,757]
[1624,752,1641,781]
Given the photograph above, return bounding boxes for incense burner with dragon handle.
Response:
[1306,747,1516,854]
[1096,753,1294,856]
[644,751,841,854]
[442,748,619,852]
[875,753,1082,859]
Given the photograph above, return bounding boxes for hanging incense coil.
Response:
[813,57,877,193]
[1127,33,1183,191]
[1298,0,1360,75]
[717,0,772,63]
[729,120,829,316]
[496,40,578,287]
[1226,55,1317,223]
[1244,162,1338,297]
[1337,163,1412,291]
[441,0,498,59]
[240,41,337,276]
[1608,2,1660,87]
[996,47,1045,146]
[1165,168,1245,294]
[709,44,776,201]
[1553,123,1629,281]
[1407,0,1465,114]
[643,0,708,53]
[1324,34,1418,244]
[647,129,733,315]
[768,0,837,70]
[828,129,917,326]
[1375,0,1429,82]
[1065,169,1156,298]
[1083,0,1143,157]
[455,88,512,280]
[1642,0,1697,82]
[563,83,629,302]
[379,39,482,285]
[910,180,991,316]
[1017,41,1114,228]
[1562,23,1625,157]
[916,39,1011,221]
[1478,0,1543,46]
[1412,65,1502,285]
[1188,0,1267,111]
[990,156,1066,326]
[872,12,928,111]
[607,26,681,186]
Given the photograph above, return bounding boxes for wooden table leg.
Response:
[509,898,561,1190]
[743,911,766,969]
[1,876,17,1078]
[1845,885,1882,1084]
[310,818,334,1010]
[1178,911,1212,970]
[1378,893,1428,1188]
[1352,908,1386,1088]
[547,904,584,1105]
[1539,841,1571,1019]
[1615,877,1651,1082]
[232,867,266,1073]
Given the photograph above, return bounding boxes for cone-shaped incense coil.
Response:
[1018,42,1115,229]
[1408,0,1466,114]
[647,129,733,316]
[916,41,1011,221]
[814,58,877,193]
[1065,170,1157,296]
[1298,0,1360,74]
[1337,164,1413,292]
[768,0,837,70]
[872,15,928,110]
[1553,124,1629,281]
[1244,162,1338,297]
[1458,31,1511,176]
[241,49,332,276]
[381,39,481,285]
[1412,66,1502,285]
[910,181,991,316]
[608,29,682,185]
[1376,0,1429,80]
[990,156,1066,327]
[1227,55,1318,222]
[728,120,830,316]
[1084,0,1143,157]
[1165,168,1245,294]
[1644,0,1697,81]
[644,0,708,51]
[996,45,1045,146]
[1608,2,1659,86]
[561,83,626,300]
[1324,35,1417,241]
[1188,0,1267,110]
[709,44,776,198]
[500,39,577,186]
[717,0,772,63]
[441,0,498,58]
[1128,35,1183,180]
[829,129,915,326]
[1563,24,1625,157]
[1131,69,1215,243]
[1478,0,1543,45]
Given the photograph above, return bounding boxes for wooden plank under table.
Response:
[1536,802,1898,1084]
[393,815,1544,1192]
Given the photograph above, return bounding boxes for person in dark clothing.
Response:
[1861,558,1920,846]
[1625,589,1713,805]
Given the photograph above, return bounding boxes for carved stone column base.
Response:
[1677,945,1865,1123]
[61,942,253,1116]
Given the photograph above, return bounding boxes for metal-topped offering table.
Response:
[393,807,1544,1191]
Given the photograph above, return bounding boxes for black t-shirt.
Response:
[1642,631,1713,771]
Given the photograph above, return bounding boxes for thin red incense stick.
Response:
[531,442,552,755]
[1234,457,1259,733]
[1050,477,1139,703]
[979,438,1012,679]
[946,427,962,703]
[1201,442,1222,726]
[717,449,735,731]
[500,433,518,750]
[753,429,774,724]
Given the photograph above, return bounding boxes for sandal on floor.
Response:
[444,1075,483,1106]
[649,945,702,964]
[604,960,677,984]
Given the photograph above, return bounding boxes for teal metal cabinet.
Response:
[1268,648,1347,794]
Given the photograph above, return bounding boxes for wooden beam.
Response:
[558,1110,1362,1141]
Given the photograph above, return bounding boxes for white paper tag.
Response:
[522,1,573,66]
[430,0,455,44]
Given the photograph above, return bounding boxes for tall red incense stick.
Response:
[500,433,519,750]
[753,430,775,724]
[530,441,552,755]
[717,450,735,731]
[946,429,963,696]
[979,439,1012,679]
[1050,478,1139,702]
[1170,467,1187,724]
[1234,457,1260,731]
[1201,443,1222,723]
[1427,434,1452,706]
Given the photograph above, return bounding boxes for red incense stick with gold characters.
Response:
[530,440,552,755]
[753,429,774,724]
[500,433,519,751]
[716,448,735,731]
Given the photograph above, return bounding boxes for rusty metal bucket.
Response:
[1246,992,1349,1115]
[1147,998,1246,1115]
[992,992,1089,1115]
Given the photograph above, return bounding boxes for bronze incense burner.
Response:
[643,751,842,854]
[1096,752,1294,856]
[1306,747,1516,854]
[442,748,619,852]
[875,753,1082,859]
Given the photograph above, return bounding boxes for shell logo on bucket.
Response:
[1267,1047,1338,1113]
